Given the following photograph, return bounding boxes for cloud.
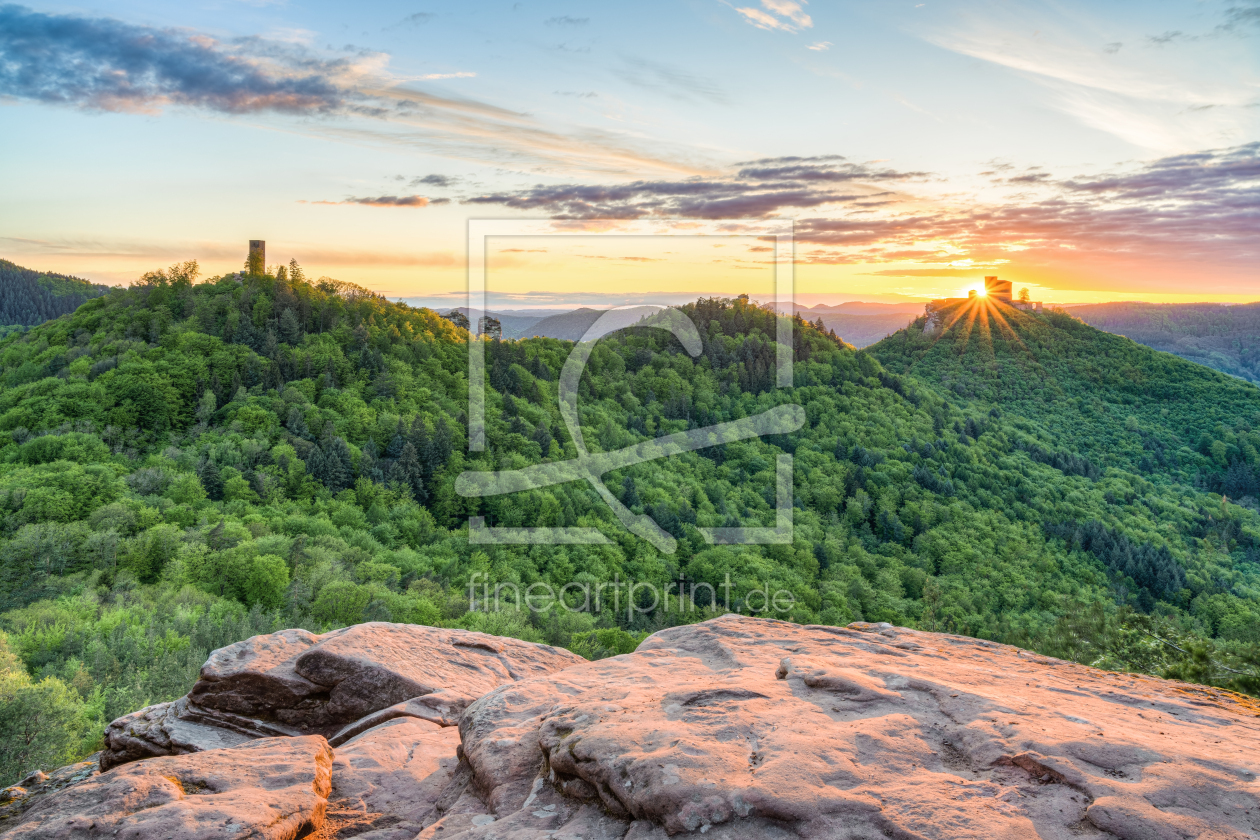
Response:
[409,174,458,188]
[304,195,450,207]
[545,16,589,25]
[387,12,435,30]
[806,41,831,51]
[797,144,1260,269]
[726,0,813,33]
[0,5,376,115]
[614,57,728,104]
[465,144,1259,276]
[577,255,665,262]
[0,5,706,177]
[554,90,599,98]
[1219,2,1260,32]
[1060,142,1260,199]
[464,155,923,218]
[922,7,1257,153]
[416,72,476,80]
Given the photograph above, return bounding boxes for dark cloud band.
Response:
[0,4,367,114]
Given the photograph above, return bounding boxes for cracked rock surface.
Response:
[10,616,1260,840]
[101,622,583,770]
[452,615,1260,840]
[1,736,332,840]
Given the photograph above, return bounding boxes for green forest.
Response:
[0,261,110,335]
[1068,301,1260,385]
[0,264,1258,784]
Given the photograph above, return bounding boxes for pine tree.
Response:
[304,446,327,486]
[279,308,302,345]
[391,442,426,503]
[386,422,406,459]
[532,421,553,453]
[325,437,354,492]
[286,406,309,439]
[198,459,224,501]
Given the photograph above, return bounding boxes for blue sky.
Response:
[1,0,1257,303]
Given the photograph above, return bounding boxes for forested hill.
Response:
[1066,301,1260,385]
[0,260,111,330]
[0,263,1257,783]
[871,300,1260,496]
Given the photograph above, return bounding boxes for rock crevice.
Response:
[7,616,1260,840]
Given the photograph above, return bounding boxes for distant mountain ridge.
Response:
[1067,301,1260,384]
[0,259,111,330]
[448,306,665,340]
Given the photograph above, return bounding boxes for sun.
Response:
[959,282,987,298]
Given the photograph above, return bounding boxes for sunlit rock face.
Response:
[100,622,583,770]
[9,615,1260,840]
[1,736,333,840]
[451,615,1260,839]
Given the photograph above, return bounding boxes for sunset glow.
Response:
[0,1,1255,306]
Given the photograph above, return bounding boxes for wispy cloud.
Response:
[465,155,923,218]
[806,41,831,51]
[614,57,728,104]
[0,5,703,177]
[465,144,1260,276]
[386,12,435,30]
[726,0,813,33]
[920,6,1259,153]
[303,195,450,207]
[545,16,589,26]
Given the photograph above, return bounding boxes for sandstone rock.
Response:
[328,688,471,747]
[103,623,583,769]
[0,735,332,840]
[191,622,581,732]
[442,615,1260,840]
[322,717,461,840]
[100,696,298,770]
[0,759,98,830]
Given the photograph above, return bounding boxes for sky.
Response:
[1,0,1257,307]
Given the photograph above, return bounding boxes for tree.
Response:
[1019,287,1031,303]
[0,636,86,785]
[325,437,354,492]
[312,580,371,625]
[196,389,217,424]
[390,442,426,503]
[197,459,224,501]
[279,308,302,346]
[168,473,207,506]
[245,555,289,609]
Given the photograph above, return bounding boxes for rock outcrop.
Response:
[449,617,1260,839]
[8,616,1260,840]
[101,622,582,769]
[0,758,99,831]
[2,736,332,840]
[324,717,461,839]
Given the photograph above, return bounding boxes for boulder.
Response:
[439,615,1260,840]
[0,735,332,840]
[100,696,299,770]
[0,759,98,831]
[323,717,461,840]
[103,622,583,769]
